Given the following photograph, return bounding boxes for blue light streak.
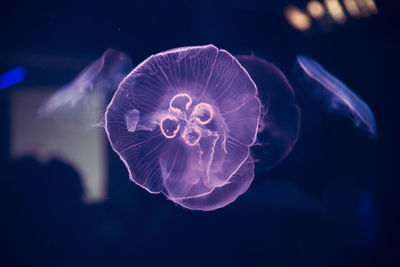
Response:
[0,67,26,89]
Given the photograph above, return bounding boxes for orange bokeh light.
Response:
[284,6,312,31]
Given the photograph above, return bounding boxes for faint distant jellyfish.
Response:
[106,45,262,211]
[39,49,132,128]
[294,55,377,138]
[236,55,300,172]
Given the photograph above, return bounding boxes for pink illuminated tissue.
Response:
[105,45,261,210]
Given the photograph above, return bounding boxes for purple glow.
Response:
[106,45,261,210]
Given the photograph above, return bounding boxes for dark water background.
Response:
[0,0,398,266]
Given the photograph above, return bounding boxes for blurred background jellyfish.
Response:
[236,55,300,172]
[105,45,262,211]
[39,49,132,129]
[294,55,377,138]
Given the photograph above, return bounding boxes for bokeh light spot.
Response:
[284,6,312,31]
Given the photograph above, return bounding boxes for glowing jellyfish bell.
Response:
[295,55,377,138]
[106,45,262,211]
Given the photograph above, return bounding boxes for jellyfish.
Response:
[105,45,262,211]
[294,55,377,138]
[39,48,132,128]
[39,45,301,211]
[236,55,300,171]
